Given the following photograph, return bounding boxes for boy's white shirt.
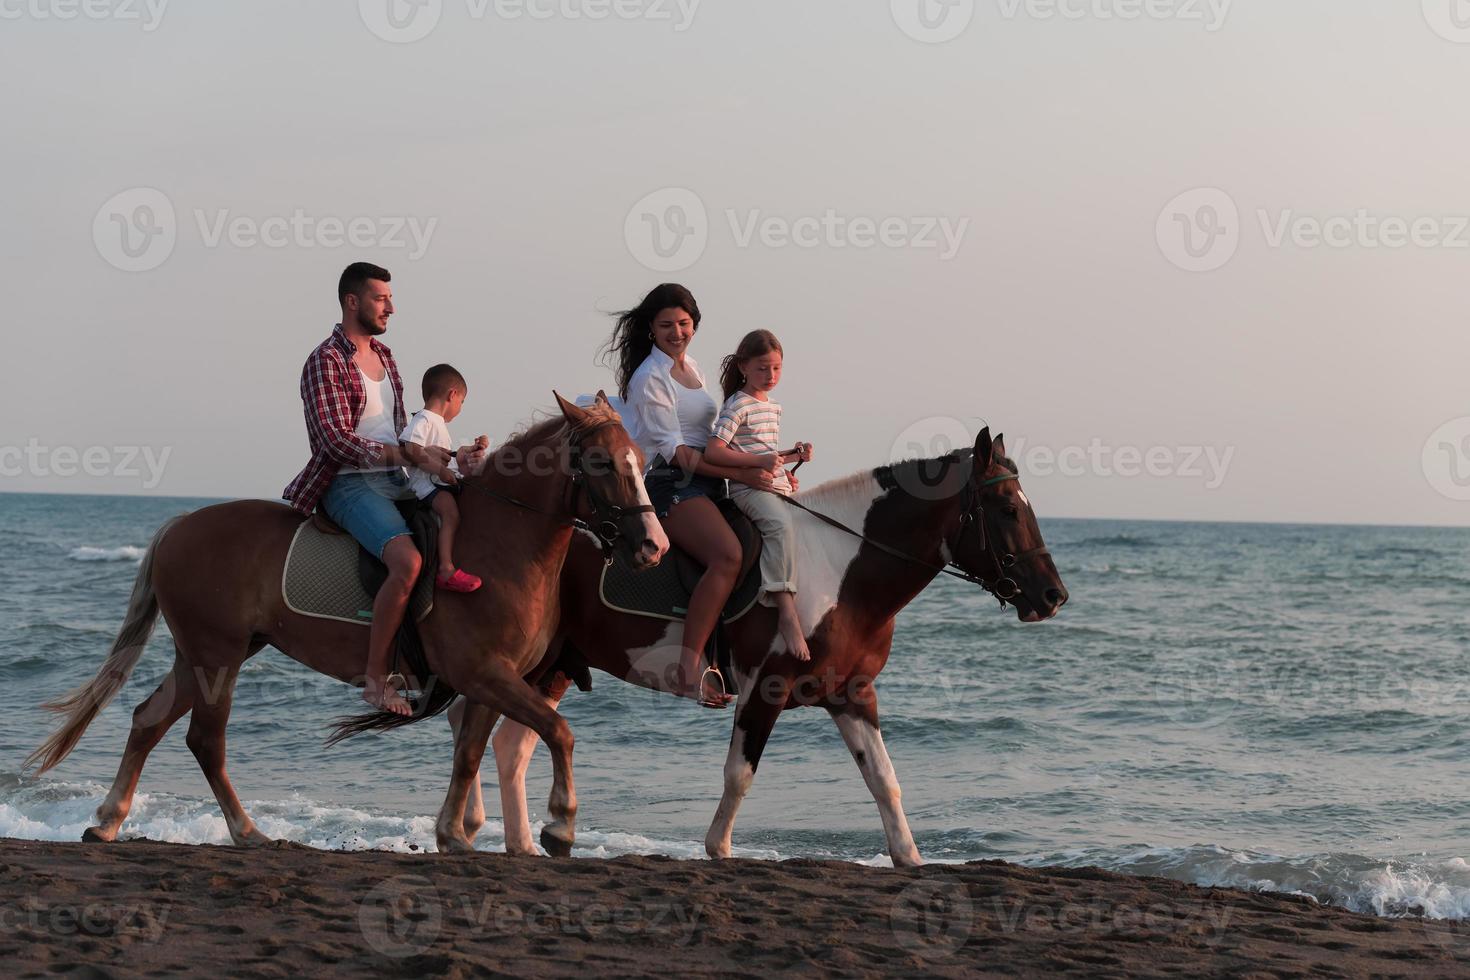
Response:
[399,408,458,500]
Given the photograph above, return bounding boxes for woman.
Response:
[605,284,773,707]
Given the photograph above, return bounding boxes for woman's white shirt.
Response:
[626,345,717,470]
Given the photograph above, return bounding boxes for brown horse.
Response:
[26,393,667,853]
[449,429,1068,865]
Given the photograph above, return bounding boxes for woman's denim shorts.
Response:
[644,465,727,519]
[320,469,415,560]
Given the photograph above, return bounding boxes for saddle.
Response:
[281,504,437,626]
[598,497,764,624]
[281,501,440,693]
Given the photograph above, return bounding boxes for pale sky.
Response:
[3,2,1468,525]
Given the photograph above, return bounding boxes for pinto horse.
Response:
[445,429,1068,864]
[27,394,667,851]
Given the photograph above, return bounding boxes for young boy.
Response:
[400,363,488,592]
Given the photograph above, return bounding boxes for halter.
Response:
[462,420,654,564]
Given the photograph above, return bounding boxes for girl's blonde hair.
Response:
[719,329,783,401]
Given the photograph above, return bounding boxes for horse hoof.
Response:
[539,827,573,857]
[81,826,113,843]
[236,831,274,847]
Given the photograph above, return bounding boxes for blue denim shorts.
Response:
[320,469,415,560]
[644,466,726,519]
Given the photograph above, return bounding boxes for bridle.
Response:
[777,463,1051,606]
[461,421,654,564]
[952,471,1053,603]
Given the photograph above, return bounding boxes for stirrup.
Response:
[377,672,417,707]
[698,665,732,709]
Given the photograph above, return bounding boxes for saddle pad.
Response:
[599,546,761,624]
[281,521,434,627]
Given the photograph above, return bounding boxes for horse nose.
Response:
[1045,586,1067,607]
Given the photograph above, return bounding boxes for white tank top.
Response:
[344,365,399,474]
[674,380,717,452]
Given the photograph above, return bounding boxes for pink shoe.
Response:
[436,568,482,593]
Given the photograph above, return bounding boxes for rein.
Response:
[775,471,1050,605]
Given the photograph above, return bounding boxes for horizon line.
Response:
[1,488,1465,533]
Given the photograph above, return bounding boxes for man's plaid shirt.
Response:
[282,324,407,515]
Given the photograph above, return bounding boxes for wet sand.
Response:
[0,837,1465,978]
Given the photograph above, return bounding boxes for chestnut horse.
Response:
[447,429,1068,864]
[27,394,668,851]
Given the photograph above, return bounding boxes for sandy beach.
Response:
[0,838,1464,978]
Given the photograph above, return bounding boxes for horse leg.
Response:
[447,698,488,843]
[829,688,923,867]
[493,674,571,856]
[705,673,791,859]
[437,665,576,857]
[436,698,501,854]
[84,651,197,843]
[184,662,268,846]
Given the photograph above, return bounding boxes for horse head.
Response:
[950,427,1068,622]
[553,390,668,570]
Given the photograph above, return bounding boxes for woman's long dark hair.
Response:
[720,329,783,401]
[602,283,701,399]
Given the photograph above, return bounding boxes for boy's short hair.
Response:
[422,363,467,402]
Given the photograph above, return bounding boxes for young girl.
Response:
[704,330,814,661]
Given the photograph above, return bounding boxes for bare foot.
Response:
[775,594,811,661]
[780,620,812,662]
[363,677,413,717]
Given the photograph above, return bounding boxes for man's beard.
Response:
[356,309,388,335]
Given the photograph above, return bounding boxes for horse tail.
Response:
[25,514,186,774]
[324,678,460,746]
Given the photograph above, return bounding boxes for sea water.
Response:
[1,492,1467,920]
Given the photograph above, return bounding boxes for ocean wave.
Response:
[3,780,1466,920]
[67,545,145,563]
[1030,843,1470,921]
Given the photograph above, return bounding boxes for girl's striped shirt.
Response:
[712,391,791,494]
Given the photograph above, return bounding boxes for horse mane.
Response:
[494,401,624,455]
[798,448,1018,506]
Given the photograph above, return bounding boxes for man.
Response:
[284,262,486,716]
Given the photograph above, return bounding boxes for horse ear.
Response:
[973,426,994,471]
[992,432,1006,461]
[553,390,586,423]
[594,389,610,408]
